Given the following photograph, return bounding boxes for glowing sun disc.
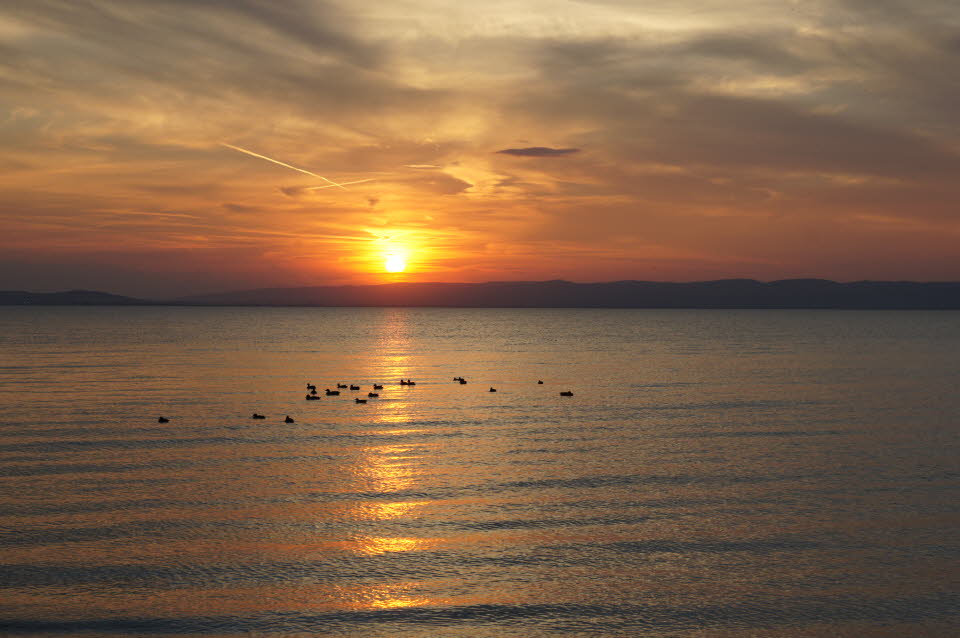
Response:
[385,254,406,273]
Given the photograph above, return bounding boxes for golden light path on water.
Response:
[332,309,442,610]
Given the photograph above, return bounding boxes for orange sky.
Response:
[2,1,959,297]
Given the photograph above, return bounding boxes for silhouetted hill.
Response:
[175,279,960,309]
[0,290,149,305]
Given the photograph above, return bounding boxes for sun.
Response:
[384,254,406,273]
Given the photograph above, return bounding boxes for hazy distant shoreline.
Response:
[3,279,960,309]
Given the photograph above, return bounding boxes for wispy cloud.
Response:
[496,147,581,157]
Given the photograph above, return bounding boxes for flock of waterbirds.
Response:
[156,378,573,424]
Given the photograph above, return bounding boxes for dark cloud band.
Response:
[496,147,581,157]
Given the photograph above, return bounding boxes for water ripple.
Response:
[1,594,958,634]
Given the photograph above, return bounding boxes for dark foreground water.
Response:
[0,307,958,637]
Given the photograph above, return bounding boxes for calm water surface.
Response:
[0,307,958,636]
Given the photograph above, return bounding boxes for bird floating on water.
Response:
[349,385,360,390]
[489,387,497,392]
[373,384,383,390]
[157,416,169,423]
[560,391,574,396]
[368,392,379,398]
[252,413,266,419]
[337,383,347,389]
[538,380,544,384]
[306,383,316,391]
[284,415,294,423]
[355,398,367,404]
[306,394,320,401]
[325,389,340,396]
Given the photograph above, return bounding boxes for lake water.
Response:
[0,306,958,636]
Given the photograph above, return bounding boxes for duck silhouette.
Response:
[306,394,320,401]
[251,413,266,419]
[560,391,574,397]
[368,392,379,398]
[373,384,383,390]
[489,387,497,393]
[157,416,169,423]
[306,383,316,391]
[537,380,544,384]
[349,385,360,390]
[325,389,340,396]
[284,415,294,423]
[337,383,347,389]
[459,379,467,384]
[355,398,367,404]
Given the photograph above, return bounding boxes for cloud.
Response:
[496,147,581,157]
[279,186,306,198]
[222,203,260,214]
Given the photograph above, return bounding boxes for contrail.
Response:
[304,178,376,190]
[221,143,346,189]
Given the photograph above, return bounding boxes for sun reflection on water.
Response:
[354,500,429,521]
[356,443,423,493]
[378,355,412,380]
[376,400,418,425]
[350,535,435,556]
[331,307,443,602]
[340,582,441,610]
[367,427,424,436]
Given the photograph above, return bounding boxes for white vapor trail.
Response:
[304,178,376,190]
[221,143,346,190]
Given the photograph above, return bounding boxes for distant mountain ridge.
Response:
[0,290,148,305]
[4,280,960,308]
[174,279,960,309]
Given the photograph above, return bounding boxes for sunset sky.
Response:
[2,0,959,297]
